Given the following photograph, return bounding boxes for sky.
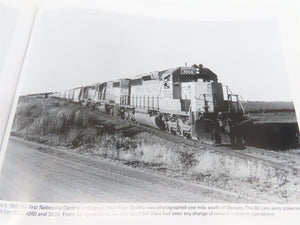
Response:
[18,1,296,101]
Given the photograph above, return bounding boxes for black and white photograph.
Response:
[0,0,300,222]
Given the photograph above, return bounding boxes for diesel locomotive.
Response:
[51,64,249,147]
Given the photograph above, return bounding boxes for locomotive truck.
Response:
[51,64,249,147]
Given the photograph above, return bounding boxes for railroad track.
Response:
[141,124,300,176]
[88,105,300,176]
[235,147,300,171]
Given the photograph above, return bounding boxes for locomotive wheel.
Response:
[177,127,183,136]
[105,106,110,114]
[165,122,171,133]
[212,128,222,145]
[229,133,246,149]
[109,108,114,116]
[124,111,129,120]
[176,119,184,136]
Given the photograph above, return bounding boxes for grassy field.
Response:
[249,112,298,123]
[236,101,298,124]
[242,101,296,113]
[9,96,300,202]
[11,96,142,148]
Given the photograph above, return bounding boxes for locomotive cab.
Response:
[165,65,246,146]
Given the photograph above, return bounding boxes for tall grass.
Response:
[80,132,294,202]
[12,97,292,185]
[12,98,109,148]
[11,96,299,202]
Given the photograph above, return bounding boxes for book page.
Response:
[0,0,37,150]
[0,0,300,224]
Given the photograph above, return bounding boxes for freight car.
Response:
[51,64,249,147]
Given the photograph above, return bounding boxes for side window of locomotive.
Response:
[164,75,171,89]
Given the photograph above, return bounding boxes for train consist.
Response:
[50,64,249,147]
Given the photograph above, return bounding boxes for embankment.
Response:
[9,96,300,203]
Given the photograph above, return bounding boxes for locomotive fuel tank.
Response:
[134,111,165,130]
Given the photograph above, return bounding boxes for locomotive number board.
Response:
[181,67,196,75]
